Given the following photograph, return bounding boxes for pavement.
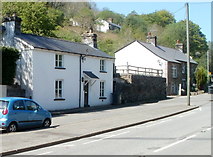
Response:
[0,93,211,156]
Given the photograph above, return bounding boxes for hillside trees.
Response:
[121,13,147,41]
[2,2,64,36]
[96,9,125,25]
[75,7,95,29]
[159,20,208,59]
[142,10,176,27]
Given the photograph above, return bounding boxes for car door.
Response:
[11,100,31,128]
[25,100,44,127]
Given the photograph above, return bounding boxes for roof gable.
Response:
[116,40,197,64]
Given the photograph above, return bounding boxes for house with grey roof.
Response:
[95,18,121,33]
[115,34,197,95]
[1,15,114,111]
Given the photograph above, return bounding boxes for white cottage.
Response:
[115,36,197,96]
[1,16,114,111]
[96,18,121,33]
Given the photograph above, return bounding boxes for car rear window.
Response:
[0,100,9,109]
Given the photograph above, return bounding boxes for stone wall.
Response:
[0,85,25,97]
[113,74,166,104]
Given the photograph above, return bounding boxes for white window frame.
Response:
[55,54,64,68]
[55,80,63,99]
[172,65,178,78]
[100,81,105,97]
[100,60,105,72]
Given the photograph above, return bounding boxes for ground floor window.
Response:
[100,81,105,97]
[55,80,63,98]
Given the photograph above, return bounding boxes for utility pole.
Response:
[207,50,210,84]
[186,3,190,106]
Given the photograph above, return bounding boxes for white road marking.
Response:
[83,131,130,145]
[52,144,75,148]
[145,119,172,128]
[37,151,52,155]
[178,112,195,118]
[154,134,197,153]
[206,127,212,131]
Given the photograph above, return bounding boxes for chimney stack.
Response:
[82,28,98,49]
[175,40,183,52]
[1,13,22,46]
[147,32,157,47]
[11,12,22,34]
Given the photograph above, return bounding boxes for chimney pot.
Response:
[82,29,98,49]
[147,32,157,47]
[175,40,183,52]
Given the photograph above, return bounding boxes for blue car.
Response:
[0,97,52,132]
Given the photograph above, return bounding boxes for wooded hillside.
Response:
[2,2,209,68]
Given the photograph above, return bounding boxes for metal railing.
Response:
[116,65,163,77]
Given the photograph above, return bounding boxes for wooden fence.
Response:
[116,65,163,77]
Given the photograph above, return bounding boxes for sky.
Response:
[95,1,212,42]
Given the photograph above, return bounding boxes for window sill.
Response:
[100,71,107,73]
[99,97,107,100]
[54,98,65,101]
[55,67,66,70]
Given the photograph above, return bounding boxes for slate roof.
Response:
[15,33,114,59]
[116,40,197,64]
[108,22,121,29]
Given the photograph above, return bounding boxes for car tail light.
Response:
[2,108,8,115]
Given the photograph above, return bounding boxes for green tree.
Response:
[98,39,116,56]
[96,9,125,25]
[142,10,176,27]
[121,14,147,41]
[75,7,95,29]
[159,20,208,58]
[0,47,20,85]
[195,66,207,90]
[2,2,64,36]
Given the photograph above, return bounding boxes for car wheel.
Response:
[7,123,17,133]
[43,119,51,128]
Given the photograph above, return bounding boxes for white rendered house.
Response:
[1,16,114,111]
[115,39,197,96]
[96,19,121,33]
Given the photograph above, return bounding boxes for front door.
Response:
[84,81,89,107]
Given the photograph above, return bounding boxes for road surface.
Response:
[16,99,212,155]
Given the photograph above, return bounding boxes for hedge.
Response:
[0,46,20,85]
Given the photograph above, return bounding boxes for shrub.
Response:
[1,47,20,85]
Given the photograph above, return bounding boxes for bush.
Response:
[195,66,207,90]
[1,47,20,85]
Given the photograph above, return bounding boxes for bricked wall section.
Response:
[113,74,166,104]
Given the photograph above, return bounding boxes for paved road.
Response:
[2,94,205,155]
[16,98,212,155]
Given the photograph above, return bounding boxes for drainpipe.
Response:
[79,55,82,108]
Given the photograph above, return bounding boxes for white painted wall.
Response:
[1,21,15,46]
[96,20,109,33]
[15,48,33,98]
[32,49,80,110]
[31,49,113,110]
[115,41,168,78]
[81,56,114,106]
